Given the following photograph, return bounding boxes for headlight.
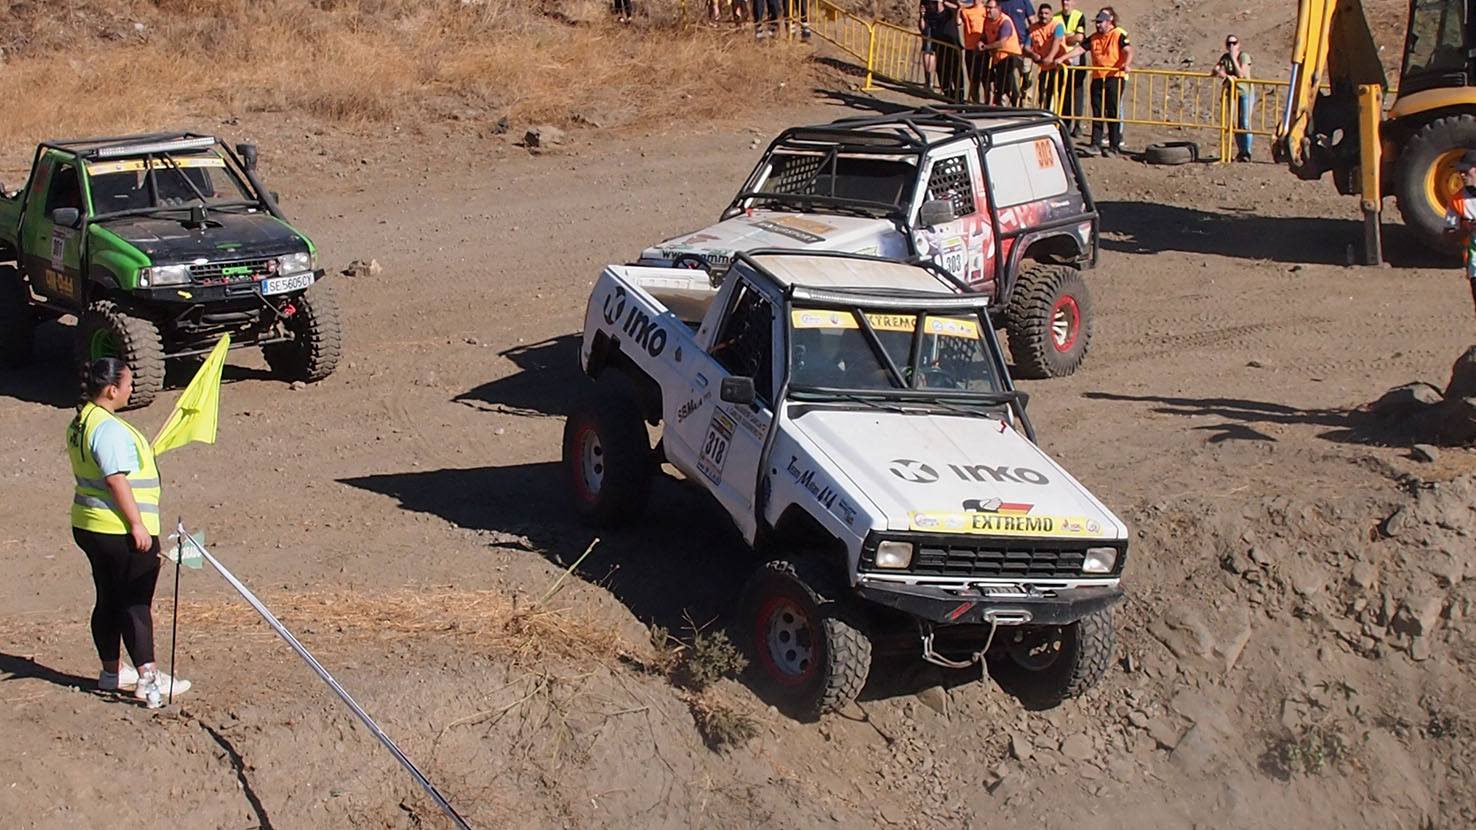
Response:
[1082,547,1119,574]
[276,251,314,275]
[139,264,191,287]
[875,541,915,569]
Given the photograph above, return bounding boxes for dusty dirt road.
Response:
[3,56,1476,830]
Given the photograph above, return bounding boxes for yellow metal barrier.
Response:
[804,0,872,61]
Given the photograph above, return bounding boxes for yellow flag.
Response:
[152,334,229,454]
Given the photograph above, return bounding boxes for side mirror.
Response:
[918,199,956,228]
[51,207,80,228]
[236,143,259,171]
[1016,390,1030,409]
[720,376,756,405]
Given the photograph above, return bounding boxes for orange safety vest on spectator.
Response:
[960,5,989,51]
[983,15,1022,57]
[1089,26,1128,78]
[1028,20,1064,69]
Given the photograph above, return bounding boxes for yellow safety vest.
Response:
[67,402,162,535]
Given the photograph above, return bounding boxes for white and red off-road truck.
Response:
[637,106,1099,379]
[563,249,1129,719]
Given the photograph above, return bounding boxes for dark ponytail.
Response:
[83,357,128,400]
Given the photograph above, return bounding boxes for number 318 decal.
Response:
[697,410,735,484]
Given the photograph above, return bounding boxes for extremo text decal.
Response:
[909,511,1109,538]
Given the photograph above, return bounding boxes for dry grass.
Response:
[172,588,644,665]
[0,0,815,148]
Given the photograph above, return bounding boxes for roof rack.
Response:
[771,105,1063,154]
[735,248,978,303]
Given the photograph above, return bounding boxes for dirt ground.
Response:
[4,2,1476,826]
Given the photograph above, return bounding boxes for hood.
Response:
[642,210,895,263]
[790,407,1128,541]
[101,212,307,263]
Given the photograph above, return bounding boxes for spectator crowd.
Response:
[635,0,1257,160]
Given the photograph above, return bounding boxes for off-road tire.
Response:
[562,372,654,528]
[75,299,165,409]
[1143,141,1199,166]
[0,265,33,368]
[1393,115,1476,252]
[988,608,1115,710]
[743,559,872,720]
[1004,262,1092,379]
[263,281,342,383]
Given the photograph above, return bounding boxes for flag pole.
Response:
[179,528,470,829]
[169,519,182,706]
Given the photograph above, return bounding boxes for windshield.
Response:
[84,151,254,214]
[751,149,916,211]
[788,307,1004,396]
[1403,0,1467,81]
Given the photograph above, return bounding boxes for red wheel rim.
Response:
[573,424,603,503]
[1051,295,1080,352]
[754,596,816,686]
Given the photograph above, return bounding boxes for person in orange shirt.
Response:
[1063,6,1132,155]
[1445,151,1476,319]
[1024,3,1067,111]
[979,0,1023,106]
[959,0,991,103]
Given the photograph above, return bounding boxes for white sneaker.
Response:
[98,663,140,692]
[135,670,191,707]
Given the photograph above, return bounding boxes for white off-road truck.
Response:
[564,250,1128,719]
[637,106,1100,380]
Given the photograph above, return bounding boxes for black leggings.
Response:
[74,528,160,667]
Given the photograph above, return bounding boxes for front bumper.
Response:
[855,577,1122,626]
[133,269,324,305]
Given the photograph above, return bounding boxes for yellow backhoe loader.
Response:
[1275,0,1472,263]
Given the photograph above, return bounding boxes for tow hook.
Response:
[281,301,298,318]
[917,618,994,671]
[916,608,1035,671]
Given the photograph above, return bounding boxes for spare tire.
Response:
[1144,141,1200,165]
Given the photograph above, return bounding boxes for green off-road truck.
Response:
[0,132,341,408]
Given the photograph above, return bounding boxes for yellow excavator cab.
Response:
[1275,0,1476,260]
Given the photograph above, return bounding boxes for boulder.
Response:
[1367,382,1442,420]
[1436,396,1476,444]
[523,125,566,150]
[1444,345,1476,400]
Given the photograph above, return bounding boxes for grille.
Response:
[865,542,1106,580]
[189,257,274,284]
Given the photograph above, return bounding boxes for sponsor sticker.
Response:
[909,511,1108,538]
[751,216,836,244]
[86,157,226,175]
[601,285,668,357]
[961,497,1032,515]
[785,455,856,526]
[1034,138,1057,169]
[888,459,940,483]
[49,229,71,268]
[790,309,980,339]
[42,268,78,299]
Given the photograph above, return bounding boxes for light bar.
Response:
[92,136,217,159]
